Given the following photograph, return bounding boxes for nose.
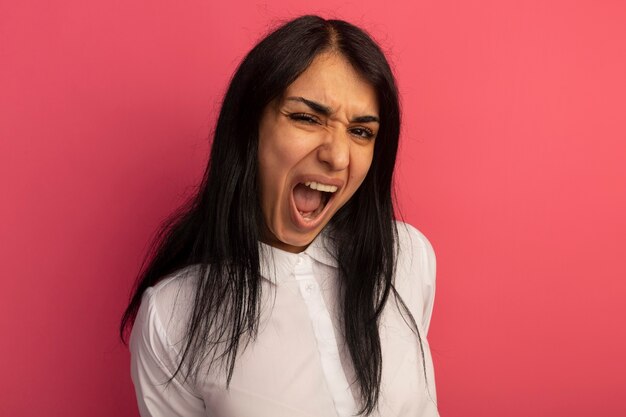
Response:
[317,129,350,171]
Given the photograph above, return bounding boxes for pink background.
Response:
[1,1,625,416]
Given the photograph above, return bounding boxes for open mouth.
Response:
[292,181,338,223]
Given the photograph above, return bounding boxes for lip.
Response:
[289,175,344,232]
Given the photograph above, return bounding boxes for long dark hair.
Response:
[120,15,425,415]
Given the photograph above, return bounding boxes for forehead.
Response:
[281,52,379,116]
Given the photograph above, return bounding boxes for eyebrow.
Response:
[285,96,380,123]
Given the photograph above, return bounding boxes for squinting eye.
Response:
[288,113,321,125]
[350,127,375,139]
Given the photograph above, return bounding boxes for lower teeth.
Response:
[299,210,317,219]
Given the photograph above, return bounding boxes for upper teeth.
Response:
[304,181,338,193]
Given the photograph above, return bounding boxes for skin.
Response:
[258,51,380,253]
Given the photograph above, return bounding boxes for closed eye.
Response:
[288,113,321,125]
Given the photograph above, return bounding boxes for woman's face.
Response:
[258,52,379,253]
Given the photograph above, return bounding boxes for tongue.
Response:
[293,183,322,213]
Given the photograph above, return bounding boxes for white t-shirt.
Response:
[130,222,439,417]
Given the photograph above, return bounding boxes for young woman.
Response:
[120,15,439,417]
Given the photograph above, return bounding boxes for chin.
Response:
[280,229,316,246]
[268,226,318,253]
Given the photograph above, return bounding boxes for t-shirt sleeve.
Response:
[129,287,206,417]
[415,228,436,335]
[401,223,437,335]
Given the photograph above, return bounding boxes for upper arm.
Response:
[413,227,436,335]
[397,222,437,335]
[129,287,206,417]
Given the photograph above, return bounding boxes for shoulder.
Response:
[392,221,437,333]
[394,220,436,273]
[134,265,201,349]
[129,266,206,404]
[149,264,201,309]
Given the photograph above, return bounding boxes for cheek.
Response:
[257,130,303,212]
[340,148,374,206]
[351,147,375,183]
[258,143,298,187]
[259,120,301,167]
